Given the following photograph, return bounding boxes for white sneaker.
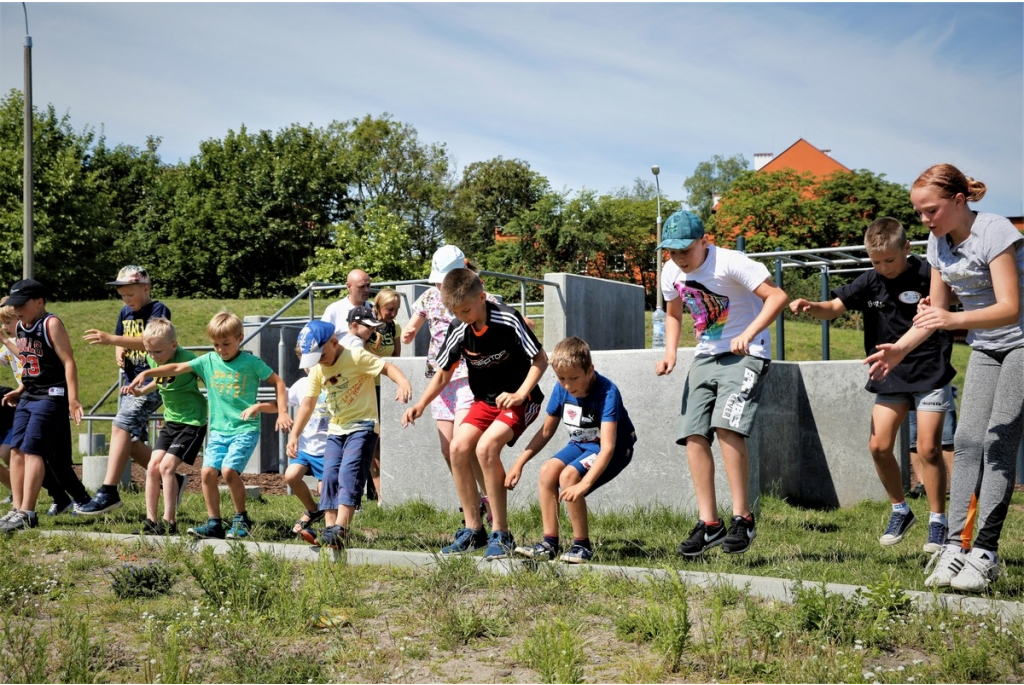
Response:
[950,552,999,593]
[0,508,18,524]
[924,544,966,588]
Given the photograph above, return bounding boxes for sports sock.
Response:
[970,547,996,563]
[100,484,118,495]
[892,501,910,514]
[703,519,723,529]
[929,512,947,526]
[543,535,559,549]
[574,537,591,550]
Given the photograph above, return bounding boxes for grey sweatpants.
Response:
[947,345,1024,553]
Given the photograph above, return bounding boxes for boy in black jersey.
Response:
[402,268,548,560]
[790,218,955,552]
[0,280,90,533]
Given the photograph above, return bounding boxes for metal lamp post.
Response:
[22,2,33,279]
[652,165,662,309]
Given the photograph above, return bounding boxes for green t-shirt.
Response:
[188,351,273,435]
[147,347,207,427]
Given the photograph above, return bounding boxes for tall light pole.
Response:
[22,2,34,279]
[652,165,662,310]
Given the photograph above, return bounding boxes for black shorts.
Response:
[154,421,207,465]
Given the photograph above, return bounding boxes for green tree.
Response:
[0,89,119,300]
[812,169,922,246]
[708,168,817,252]
[156,124,350,298]
[682,154,749,222]
[442,157,548,258]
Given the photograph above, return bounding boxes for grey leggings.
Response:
[947,345,1024,553]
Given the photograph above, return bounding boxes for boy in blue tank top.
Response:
[0,280,91,533]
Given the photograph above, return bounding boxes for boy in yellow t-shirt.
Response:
[286,320,412,549]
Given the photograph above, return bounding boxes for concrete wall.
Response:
[241,316,301,474]
[542,273,645,351]
[380,352,885,517]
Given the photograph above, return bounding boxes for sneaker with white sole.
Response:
[483,530,515,561]
[924,543,966,588]
[879,509,916,546]
[722,514,757,554]
[922,520,948,554]
[677,520,727,557]
[440,527,488,556]
[45,500,73,516]
[514,540,560,561]
[950,552,1000,593]
[0,508,19,525]
[560,544,594,564]
[75,489,123,516]
[0,509,38,533]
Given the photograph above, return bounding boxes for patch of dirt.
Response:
[72,459,289,496]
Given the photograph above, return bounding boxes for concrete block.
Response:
[543,273,645,351]
[219,485,263,501]
[77,433,106,457]
[393,283,431,358]
[81,456,131,492]
[302,475,318,491]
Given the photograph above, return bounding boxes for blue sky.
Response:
[2,2,1022,217]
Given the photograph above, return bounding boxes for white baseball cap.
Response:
[428,245,467,284]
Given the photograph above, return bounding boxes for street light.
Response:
[22,2,33,279]
[652,165,662,309]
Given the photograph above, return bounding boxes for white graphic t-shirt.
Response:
[660,245,773,359]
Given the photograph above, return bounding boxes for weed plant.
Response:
[107,561,176,600]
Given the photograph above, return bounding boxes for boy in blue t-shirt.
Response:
[78,266,172,515]
[790,217,956,552]
[506,336,636,563]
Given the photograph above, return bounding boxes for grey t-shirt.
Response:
[927,212,1024,351]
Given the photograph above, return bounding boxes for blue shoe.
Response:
[45,500,73,516]
[484,530,515,561]
[923,520,948,554]
[74,490,123,516]
[560,544,594,564]
[320,525,348,550]
[879,509,915,546]
[187,518,226,540]
[225,513,252,540]
[440,527,487,556]
[514,540,560,561]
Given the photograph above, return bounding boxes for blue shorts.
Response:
[320,430,378,510]
[9,397,71,460]
[112,391,163,442]
[1,427,12,446]
[550,440,633,496]
[204,431,260,474]
[291,450,324,481]
[908,385,958,449]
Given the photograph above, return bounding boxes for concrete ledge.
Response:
[81,456,131,492]
[41,530,1024,621]
[218,485,262,500]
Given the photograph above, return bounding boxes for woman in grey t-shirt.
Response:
[867,163,1023,593]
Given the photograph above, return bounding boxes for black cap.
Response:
[346,305,383,327]
[0,279,45,307]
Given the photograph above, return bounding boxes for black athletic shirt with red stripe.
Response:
[17,314,69,401]
[435,301,544,406]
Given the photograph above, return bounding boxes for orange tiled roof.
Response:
[759,138,851,177]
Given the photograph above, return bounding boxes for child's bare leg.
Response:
[200,467,221,519]
[8,448,23,509]
[914,411,947,515]
[145,451,165,522]
[20,453,46,512]
[686,435,719,522]
[449,423,485,530]
[717,428,751,517]
[159,454,184,522]
[337,504,356,529]
[454,408,487,499]
[222,468,247,514]
[102,426,135,488]
[436,420,455,473]
[868,403,909,503]
[130,439,152,470]
[475,422,515,532]
[538,459,564,537]
[560,467,589,541]
[284,463,317,513]
[324,509,338,527]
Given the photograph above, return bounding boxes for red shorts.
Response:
[462,399,542,447]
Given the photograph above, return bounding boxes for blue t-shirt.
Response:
[116,301,171,383]
[546,371,636,449]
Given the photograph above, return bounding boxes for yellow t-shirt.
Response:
[306,346,386,435]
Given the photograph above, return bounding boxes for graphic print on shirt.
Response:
[323,372,372,418]
[122,319,147,369]
[211,369,248,399]
[675,281,730,343]
[562,404,600,443]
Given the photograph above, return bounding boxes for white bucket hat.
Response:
[428,245,467,284]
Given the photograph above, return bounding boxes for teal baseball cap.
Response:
[657,210,705,250]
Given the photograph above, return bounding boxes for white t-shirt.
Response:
[661,245,773,358]
[927,212,1024,352]
[321,298,362,337]
[287,376,329,456]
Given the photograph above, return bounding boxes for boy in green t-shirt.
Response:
[129,312,291,539]
[127,318,207,535]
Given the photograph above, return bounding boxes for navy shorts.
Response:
[320,430,378,511]
[9,397,71,461]
[154,421,207,466]
[550,440,633,496]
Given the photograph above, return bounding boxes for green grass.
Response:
[20,489,1024,600]
[1,516,1022,683]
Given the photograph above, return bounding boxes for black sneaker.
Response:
[879,509,916,546]
[677,520,726,557]
[136,519,178,536]
[722,515,757,554]
[75,490,123,516]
